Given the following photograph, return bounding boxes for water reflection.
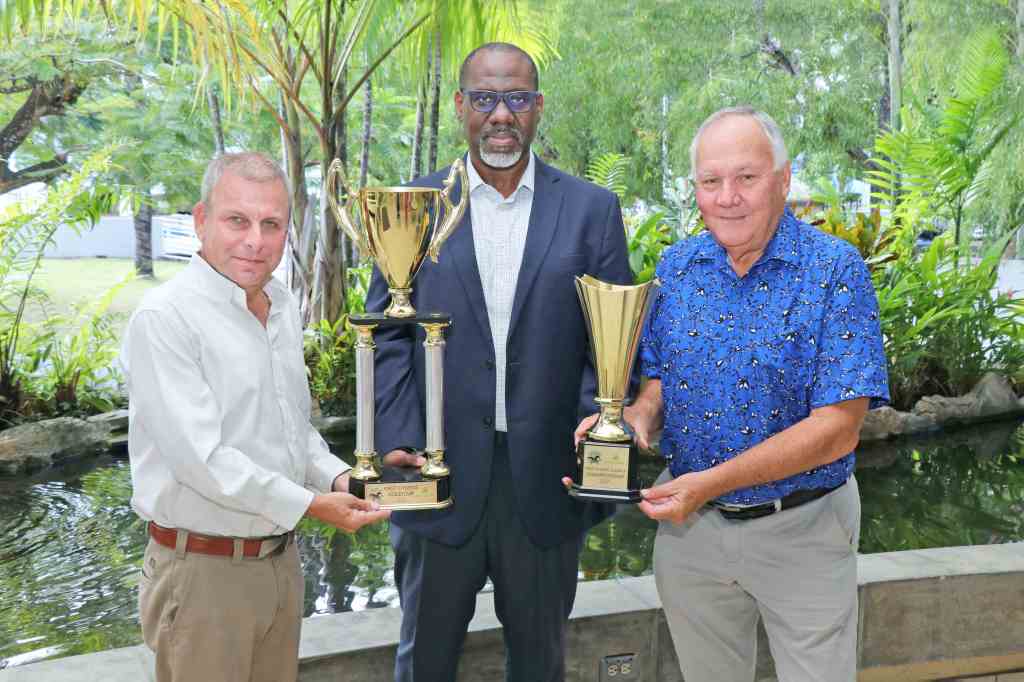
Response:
[1,419,1023,668]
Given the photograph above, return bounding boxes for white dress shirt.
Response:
[121,255,349,537]
[468,153,535,432]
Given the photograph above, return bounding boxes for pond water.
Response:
[2,418,1024,669]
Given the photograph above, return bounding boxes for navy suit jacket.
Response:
[366,156,633,548]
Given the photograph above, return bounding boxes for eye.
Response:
[473,92,497,107]
[700,178,720,189]
[507,92,527,106]
[741,174,757,183]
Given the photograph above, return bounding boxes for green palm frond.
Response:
[585,152,629,200]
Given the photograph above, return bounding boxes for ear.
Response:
[454,89,465,122]
[779,163,792,198]
[193,201,207,241]
[535,92,544,119]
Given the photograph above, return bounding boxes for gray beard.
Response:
[479,147,522,169]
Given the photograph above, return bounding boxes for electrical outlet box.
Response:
[599,653,639,680]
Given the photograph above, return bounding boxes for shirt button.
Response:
[483,416,493,426]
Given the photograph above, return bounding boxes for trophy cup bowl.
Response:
[326,158,469,317]
[324,158,469,509]
[569,274,657,503]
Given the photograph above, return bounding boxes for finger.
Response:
[561,476,574,489]
[345,495,378,512]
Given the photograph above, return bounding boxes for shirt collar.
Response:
[466,151,536,198]
[694,208,802,269]
[187,252,282,312]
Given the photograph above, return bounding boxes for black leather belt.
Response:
[710,479,846,521]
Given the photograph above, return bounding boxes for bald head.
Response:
[459,42,539,91]
[689,107,788,178]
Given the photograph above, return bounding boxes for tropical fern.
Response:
[585,152,630,200]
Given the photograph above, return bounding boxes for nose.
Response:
[487,97,515,124]
[715,178,742,207]
[243,222,263,251]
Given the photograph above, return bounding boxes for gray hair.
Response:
[688,106,789,177]
[200,152,291,215]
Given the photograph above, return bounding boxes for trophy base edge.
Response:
[567,483,643,504]
[350,472,453,511]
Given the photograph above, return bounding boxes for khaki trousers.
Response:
[654,472,860,682]
[138,534,304,682]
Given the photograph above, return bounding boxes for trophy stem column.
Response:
[352,324,381,481]
[420,322,449,478]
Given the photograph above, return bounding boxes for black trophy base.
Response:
[349,465,452,511]
[568,438,642,504]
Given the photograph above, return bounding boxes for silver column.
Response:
[420,322,449,478]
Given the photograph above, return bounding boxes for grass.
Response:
[24,258,188,334]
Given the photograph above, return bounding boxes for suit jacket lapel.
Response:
[508,160,563,338]
[444,180,494,350]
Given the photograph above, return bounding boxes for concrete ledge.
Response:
[3,544,1024,682]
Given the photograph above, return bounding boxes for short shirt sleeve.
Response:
[809,249,890,409]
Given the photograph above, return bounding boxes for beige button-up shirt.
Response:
[121,255,349,537]
[467,153,536,432]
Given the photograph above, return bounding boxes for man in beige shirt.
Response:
[121,152,389,682]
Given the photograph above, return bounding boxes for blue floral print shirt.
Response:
[639,210,890,505]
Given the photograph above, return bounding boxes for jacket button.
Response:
[484,360,494,370]
[483,416,493,426]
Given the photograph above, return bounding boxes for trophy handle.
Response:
[325,158,370,255]
[427,159,470,262]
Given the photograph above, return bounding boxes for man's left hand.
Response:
[637,472,712,525]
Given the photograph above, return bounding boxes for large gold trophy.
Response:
[326,159,469,510]
[569,275,657,503]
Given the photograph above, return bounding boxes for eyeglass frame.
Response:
[459,89,542,114]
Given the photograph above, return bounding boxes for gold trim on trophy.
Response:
[326,160,469,318]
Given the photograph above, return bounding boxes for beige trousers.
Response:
[138,535,304,682]
[654,472,860,682]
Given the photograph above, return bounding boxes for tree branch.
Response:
[0,156,68,195]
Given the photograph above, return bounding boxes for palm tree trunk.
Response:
[134,201,154,278]
[410,86,425,180]
[360,78,372,189]
[886,0,902,132]
[207,87,226,155]
[427,30,441,173]
[280,94,314,322]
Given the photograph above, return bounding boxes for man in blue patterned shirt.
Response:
[617,107,888,681]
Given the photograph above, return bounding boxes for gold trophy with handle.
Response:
[325,159,469,509]
[569,274,657,503]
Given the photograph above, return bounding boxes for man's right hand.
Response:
[382,449,427,468]
[306,493,390,532]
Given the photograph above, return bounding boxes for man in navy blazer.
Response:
[367,42,632,682]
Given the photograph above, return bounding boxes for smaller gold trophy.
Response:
[569,275,656,503]
[326,159,468,510]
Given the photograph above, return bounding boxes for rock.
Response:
[312,415,356,439]
[902,413,939,435]
[912,393,977,424]
[913,373,1022,424]
[88,408,129,433]
[859,406,908,441]
[968,372,1020,417]
[0,417,112,476]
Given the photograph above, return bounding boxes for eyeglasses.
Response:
[460,89,540,114]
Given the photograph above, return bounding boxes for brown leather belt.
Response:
[148,522,289,558]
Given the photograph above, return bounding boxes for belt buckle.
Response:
[713,499,782,514]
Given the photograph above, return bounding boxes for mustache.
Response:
[481,125,523,143]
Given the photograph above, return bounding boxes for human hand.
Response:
[382,448,426,469]
[306,492,391,532]
[637,472,710,524]
[623,404,657,451]
[574,414,599,447]
[331,472,350,493]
